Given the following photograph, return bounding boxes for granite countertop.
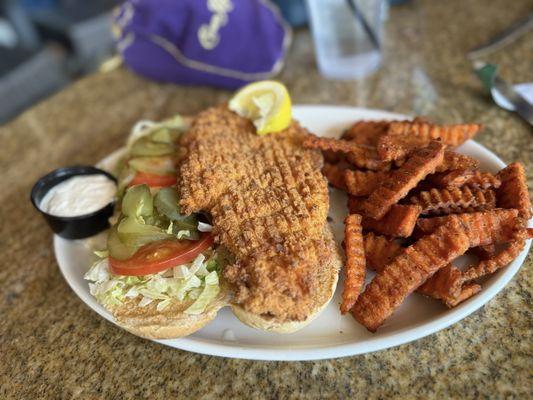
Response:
[1,0,532,398]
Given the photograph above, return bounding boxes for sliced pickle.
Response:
[154,187,181,220]
[107,225,139,260]
[150,128,172,143]
[117,216,172,248]
[130,136,174,157]
[122,184,153,218]
[128,156,176,175]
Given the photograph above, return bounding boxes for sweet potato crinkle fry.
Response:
[361,141,445,220]
[435,152,479,173]
[363,233,403,272]
[377,134,428,161]
[341,214,366,314]
[352,217,470,331]
[322,163,347,190]
[362,204,422,238]
[409,186,496,216]
[344,169,388,196]
[349,196,420,237]
[345,148,393,171]
[377,122,481,161]
[427,169,474,188]
[428,169,501,190]
[303,135,390,171]
[341,120,391,146]
[416,209,519,247]
[303,135,372,156]
[325,117,531,328]
[417,264,476,307]
[461,229,533,284]
[496,162,532,219]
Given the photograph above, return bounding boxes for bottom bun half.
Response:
[104,289,230,340]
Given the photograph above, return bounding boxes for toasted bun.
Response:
[230,225,342,333]
[102,286,230,340]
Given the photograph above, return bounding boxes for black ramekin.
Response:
[30,166,117,239]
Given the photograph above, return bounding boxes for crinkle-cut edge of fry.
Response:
[341,214,366,314]
[387,121,482,146]
[496,162,532,220]
[361,140,445,220]
[410,186,497,216]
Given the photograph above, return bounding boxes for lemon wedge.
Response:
[229,80,292,135]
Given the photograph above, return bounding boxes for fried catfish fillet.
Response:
[352,217,470,331]
[341,214,366,314]
[361,141,445,220]
[179,106,339,322]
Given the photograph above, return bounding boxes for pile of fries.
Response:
[304,119,533,332]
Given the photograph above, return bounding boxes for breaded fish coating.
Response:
[179,106,338,322]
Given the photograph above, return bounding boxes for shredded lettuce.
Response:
[185,271,220,315]
[84,252,220,313]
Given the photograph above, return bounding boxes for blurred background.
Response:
[0,0,531,125]
[0,0,124,123]
[0,0,400,123]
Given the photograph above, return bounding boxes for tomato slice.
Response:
[129,172,177,188]
[109,233,214,276]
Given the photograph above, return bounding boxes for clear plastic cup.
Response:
[306,0,387,80]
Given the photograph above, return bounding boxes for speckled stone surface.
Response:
[1,0,532,398]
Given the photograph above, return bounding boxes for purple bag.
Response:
[113,0,291,89]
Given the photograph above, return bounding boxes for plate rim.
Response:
[54,104,532,361]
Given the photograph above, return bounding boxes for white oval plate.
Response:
[55,105,532,361]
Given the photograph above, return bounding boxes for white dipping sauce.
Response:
[40,174,116,217]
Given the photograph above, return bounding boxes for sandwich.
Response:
[86,94,341,338]
[85,117,229,338]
